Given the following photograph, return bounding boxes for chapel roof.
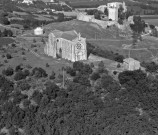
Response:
[51,30,78,41]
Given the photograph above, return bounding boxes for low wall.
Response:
[77,13,116,29]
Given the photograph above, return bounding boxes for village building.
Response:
[44,30,87,62]
[34,27,44,35]
[123,58,141,71]
[22,0,33,5]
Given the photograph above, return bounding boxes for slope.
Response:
[44,19,121,39]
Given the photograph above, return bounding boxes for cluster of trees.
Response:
[10,19,55,30]
[130,16,146,45]
[0,29,13,37]
[87,42,124,63]
[1,61,158,134]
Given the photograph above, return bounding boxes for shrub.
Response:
[23,69,30,76]
[23,99,30,108]
[14,71,26,81]
[90,72,100,81]
[15,65,23,72]
[117,63,121,68]
[18,81,31,91]
[46,63,49,67]
[33,39,36,43]
[113,71,117,75]
[49,71,56,80]
[22,51,25,55]
[2,67,14,76]
[66,67,76,76]
[6,53,12,59]
[31,67,47,78]
[4,60,8,63]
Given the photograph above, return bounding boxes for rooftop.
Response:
[51,30,78,41]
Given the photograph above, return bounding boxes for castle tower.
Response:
[108,7,118,21]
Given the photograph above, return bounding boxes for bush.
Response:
[2,67,14,76]
[4,60,8,63]
[6,53,12,59]
[113,71,117,75]
[66,67,76,76]
[14,71,27,81]
[90,72,100,81]
[18,81,31,91]
[22,51,25,55]
[15,65,23,72]
[31,67,47,78]
[33,39,36,43]
[23,99,30,108]
[46,63,49,67]
[49,71,56,80]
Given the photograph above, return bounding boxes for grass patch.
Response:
[0,38,15,47]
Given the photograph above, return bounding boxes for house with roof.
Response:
[123,58,141,71]
[22,0,33,5]
[44,30,87,62]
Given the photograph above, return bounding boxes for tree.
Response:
[14,71,27,81]
[7,30,13,37]
[130,16,145,44]
[94,11,101,20]
[66,67,76,76]
[98,61,105,73]
[2,67,14,76]
[73,74,91,86]
[6,53,12,59]
[31,67,47,78]
[49,71,56,80]
[58,13,64,22]
[73,61,84,72]
[90,72,100,81]
[118,70,146,85]
[104,8,108,16]
[2,29,8,37]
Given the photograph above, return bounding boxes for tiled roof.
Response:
[123,58,140,63]
[51,30,78,41]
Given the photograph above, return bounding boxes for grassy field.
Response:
[88,36,158,62]
[144,19,158,26]
[44,20,122,39]
[0,38,15,47]
[0,36,72,76]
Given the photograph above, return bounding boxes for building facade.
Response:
[123,58,141,71]
[107,2,127,21]
[44,30,87,62]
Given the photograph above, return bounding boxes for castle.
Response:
[77,2,127,29]
[44,30,87,62]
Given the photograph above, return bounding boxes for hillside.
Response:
[44,19,122,39]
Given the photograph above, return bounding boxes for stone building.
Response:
[34,27,44,35]
[44,30,87,62]
[22,0,33,5]
[123,58,140,71]
[107,2,127,21]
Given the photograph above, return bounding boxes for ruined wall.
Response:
[77,13,116,29]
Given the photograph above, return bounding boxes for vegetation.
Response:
[0,63,158,135]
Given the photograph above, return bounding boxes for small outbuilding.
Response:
[34,27,44,35]
[123,58,140,71]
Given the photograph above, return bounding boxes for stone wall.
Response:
[77,13,116,29]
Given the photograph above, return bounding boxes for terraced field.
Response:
[0,38,15,47]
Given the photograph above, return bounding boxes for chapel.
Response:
[44,30,87,62]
